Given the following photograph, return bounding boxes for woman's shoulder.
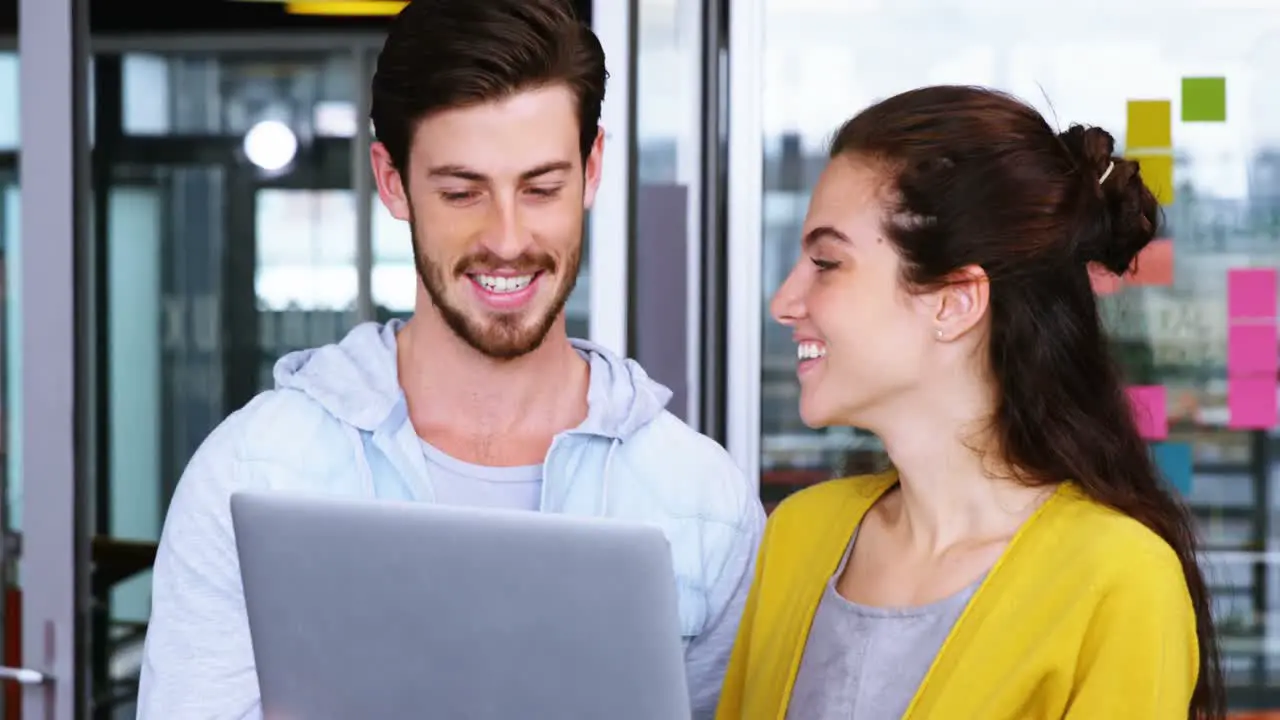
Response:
[1035,483,1188,589]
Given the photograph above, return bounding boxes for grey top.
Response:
[786,529,983,720]
[418,439,543,511]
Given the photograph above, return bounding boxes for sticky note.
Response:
[1228,324,1278,377]
[1133,153,1174,205]
[1089,264,1124,295]
[1127,385,1168,440]
[1171,389,1199,421]
[1228,378,1277,429]
[1126,100,1172,149]
[1129,238,1174,286]
[1151,442,1193,495]
[1182,77,1227,122]
[1089,239,1174,294]
[1227,268,1277,319]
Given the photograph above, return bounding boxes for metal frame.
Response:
[93,33,387,54]
[353,47,375,323]
[0,32,387,53]
[588,0,634,355]
[18,0,88,717]
[677,0,706,429]
[88,54,120,719]
[697,0,728,443]
[724,0,764,488]
[0,151,12,720]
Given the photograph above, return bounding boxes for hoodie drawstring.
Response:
[599,438,621,515]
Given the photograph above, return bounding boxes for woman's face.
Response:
[770,157,958,430]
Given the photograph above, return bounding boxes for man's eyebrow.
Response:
[426,165,486,182]
[425,161,573,182]
[520,161,573,180]
[801,225,852,249]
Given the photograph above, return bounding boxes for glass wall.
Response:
[94,48,362,717]
[0,50,18,534]
[9,5,624,714]
[88,28,634,712]
[750,0,1280,710]
[636,0,702,186]
[89,34,632,712]
[633,0,708,425]
[0,46,18,720]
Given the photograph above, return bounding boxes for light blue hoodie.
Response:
[137,320,765,719]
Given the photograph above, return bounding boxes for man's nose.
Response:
[482,196,531,261]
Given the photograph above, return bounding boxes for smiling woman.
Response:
[740,3,1280,713]
[719,84,1223,720]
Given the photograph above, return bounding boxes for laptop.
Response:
[230,490,692,720]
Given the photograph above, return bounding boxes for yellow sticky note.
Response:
[1127,100,1172,150]
[1133,154,1174,205]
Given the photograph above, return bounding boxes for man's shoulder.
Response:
[186,387,359,479]
[625,410,741,474]
[610,410,755,524]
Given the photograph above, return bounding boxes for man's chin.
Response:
[466,328,553,360]
[430,279,571,358]
[453,310,558,359]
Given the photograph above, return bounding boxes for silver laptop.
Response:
[230,491,692,720]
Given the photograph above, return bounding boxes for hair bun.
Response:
[1055,124,1161,276]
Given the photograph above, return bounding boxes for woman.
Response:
[717,85,1223,720]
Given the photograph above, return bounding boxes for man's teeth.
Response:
[797,342,826,360]
[474,274,535,293]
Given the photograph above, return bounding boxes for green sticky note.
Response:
[1182,77,1226,122]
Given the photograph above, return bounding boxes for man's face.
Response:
[372,85,604,359]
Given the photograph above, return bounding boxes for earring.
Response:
[935,329,944,340]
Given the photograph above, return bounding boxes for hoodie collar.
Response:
[271,319,672,441]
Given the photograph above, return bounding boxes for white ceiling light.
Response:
[243,119,298,172]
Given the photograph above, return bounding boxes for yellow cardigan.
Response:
[717,471,1199,720]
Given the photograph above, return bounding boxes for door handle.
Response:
[0,666,49,684]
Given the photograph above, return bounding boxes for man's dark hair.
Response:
[370,0,607,174]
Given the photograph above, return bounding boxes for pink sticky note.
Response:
[1127,385,1167,440]
[1129,239,1174,287]
[1229,378,1277,429]
[1089,264,1124,296]
[1228,268,1277,319]
[1228,324,1278,377]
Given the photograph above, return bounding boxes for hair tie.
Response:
[1098,161,1115,185]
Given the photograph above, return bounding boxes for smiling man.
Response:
[135,1,764,718]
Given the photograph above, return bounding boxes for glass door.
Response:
[88,48,359,718]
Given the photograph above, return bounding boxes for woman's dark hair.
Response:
[831,85,1223,719]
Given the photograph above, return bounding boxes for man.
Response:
[136,1,764,718]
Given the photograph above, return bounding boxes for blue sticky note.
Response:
[1151,442,1193,495]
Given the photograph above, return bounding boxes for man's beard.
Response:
[410,223,582,360]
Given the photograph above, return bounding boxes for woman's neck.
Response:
[875,406,1051,555]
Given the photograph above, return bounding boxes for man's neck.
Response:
[396,310,589,463]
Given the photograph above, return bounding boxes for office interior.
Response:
[5,0,1280,717]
